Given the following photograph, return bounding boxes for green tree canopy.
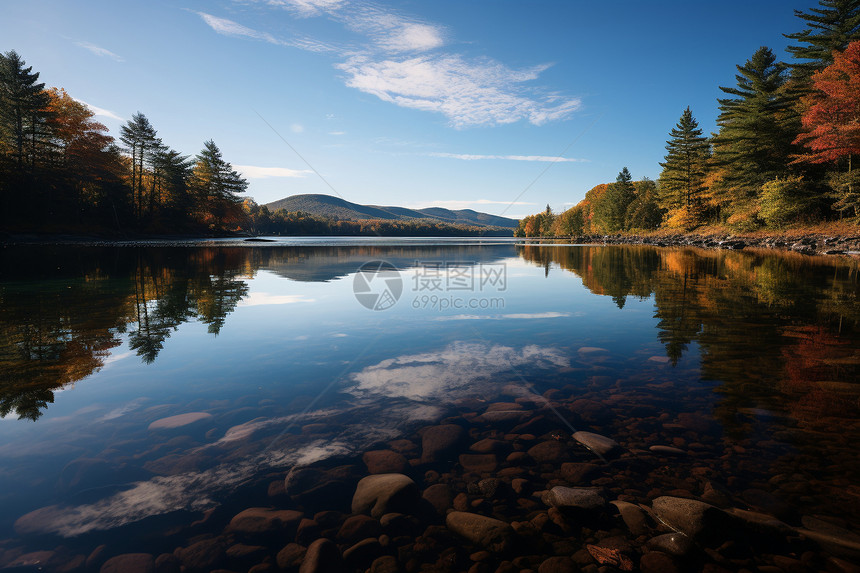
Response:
[711,47,798,203]
[785,0,860,81]
[658,107,710,211]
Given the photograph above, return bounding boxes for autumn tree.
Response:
[190,139,248,230]
[793,40,860,217]
[658,107,710,215]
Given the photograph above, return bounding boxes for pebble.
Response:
[363,450,408,474]
[543,486,605,510]
[572,431,620,457]
[352,474,419,518]
[228,508,303,540]
[420,424,465,463]
[99,553,154,573]
[446,511,514,552]
[649,445,687,456]
[651,496,736,545]
[299,538,347,573]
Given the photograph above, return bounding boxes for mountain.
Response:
[263,194,518,229]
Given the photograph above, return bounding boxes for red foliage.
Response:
[793,41,860,164]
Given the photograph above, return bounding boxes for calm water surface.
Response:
[0,239,858,568]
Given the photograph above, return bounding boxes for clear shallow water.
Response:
[0,241,858,567]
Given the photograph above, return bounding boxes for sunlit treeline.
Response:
[0,51,248,235]
[517,1,860,236]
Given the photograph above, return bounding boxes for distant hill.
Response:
[263,194,518,229]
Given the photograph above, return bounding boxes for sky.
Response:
[2,0,811,218]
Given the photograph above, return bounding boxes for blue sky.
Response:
[2,0,808,218]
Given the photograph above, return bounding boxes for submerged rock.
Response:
[299,538,347,573]
[543,486,604,510]
[445,511,513,552]
[99,553,154,573]
[611,500,651,536]
[646,532,695,556]
[651,496,737,545]
[352,474,419,518]
[572,431,619,457]
[420,424,464,464]
[228,507,303,540]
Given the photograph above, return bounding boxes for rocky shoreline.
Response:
[4,379,860,573]
[537,232,860,256]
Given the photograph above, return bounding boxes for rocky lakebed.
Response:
[3,376,859,573]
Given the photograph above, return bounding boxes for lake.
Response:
[1,239,858,572]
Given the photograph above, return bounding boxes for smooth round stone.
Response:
[543,486,605,510]
[445,511,513,552]
[299,538,347,573]
[351,474,418,518]
[147,412,212,431]
[99,553,154,573]
[537,555,577,573]
[649,445,687,456]
[527,441,570,463]
[611,500,650,536]
[572,431,619,457]
[228,508,303,539]
[459,453,498,473]
[646,533,695,556]
[651,496,736,544]
[362,450,408,474]
[420,424,464,463]
[639,551,681,573]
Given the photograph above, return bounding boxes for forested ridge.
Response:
[517,0,860,237]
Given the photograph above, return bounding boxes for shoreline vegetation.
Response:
[517,3,860,240]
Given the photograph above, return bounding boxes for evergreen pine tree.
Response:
[191,139,248,229]
[658,107,710,211]
[0,50,51,168]
[711,47,797,205]
[593,167,635,232]
[119,112,158,220]
[784,0,860,80]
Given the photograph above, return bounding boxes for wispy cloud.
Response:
[269,0,346,18]
[75,41,124,62]
[337,54,580,127]
[329,131,346,135]
[207,1,579,127]
[234,164,312,178]
[73,98,124,122]
[197,11,334,52]
[429,152,586,163]
[198,12,280,44]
